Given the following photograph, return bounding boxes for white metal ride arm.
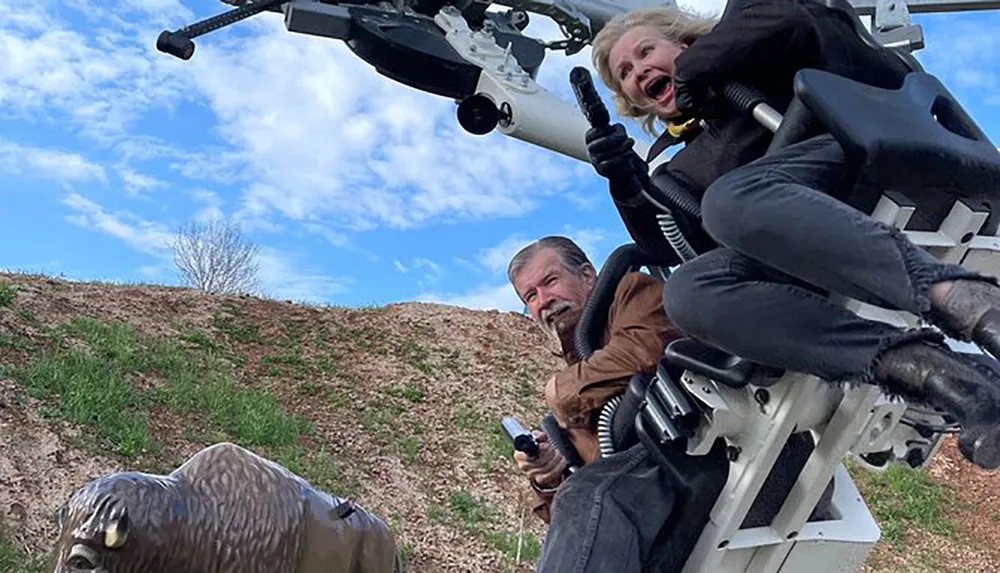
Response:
[434,6,603,162]
[436,4,676,168]
[433,0,1000,167]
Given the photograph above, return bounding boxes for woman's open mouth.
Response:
[645,76,674,105]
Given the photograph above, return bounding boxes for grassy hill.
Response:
[0,272,997,573]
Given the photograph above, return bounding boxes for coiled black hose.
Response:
[571,243,670,459]
[641,169,702,225]
[572,243,656,360]
[597,372,651,457]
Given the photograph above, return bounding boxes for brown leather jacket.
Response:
[530,271,683,523]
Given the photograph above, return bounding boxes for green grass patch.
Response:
[854,462,957,546]
[277,443,363,499]
[177,328,218,351]
[438,488,541,566]
[211,303,264,344]
[16,308,41,328]
[0,332,34,352]
[452,404,516,473]
[2,316,310,463]
[281,318,310,345]
[0,282,17,307]
[360,400,424,466]
[395,339,433,374]
[0,519,46,573]
[385,382,425,403]
[261,348,311,379]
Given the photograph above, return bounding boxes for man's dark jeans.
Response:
[533,436,834,572]
[663,133,985,386]
[535,445,675,573]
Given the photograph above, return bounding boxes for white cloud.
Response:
[62,193,174,257]
[151,10,594,232]
[395,257,446,290]
[188,188,225,222]
[418,282,524,313]
[0,139,106,185]
[452,257,482,274]
[0,0,716,307]
[911,19,1000,105]
[119,166,166,197]
[60,192,351,302]
[303,222,349,248]
[477,226,613,275]
[564,226,609,257]
[138,264,167,278]
[256,248,352,303]
[480,234,535,274]
[0,1,197,143]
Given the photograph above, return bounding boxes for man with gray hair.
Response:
[506,235,682,524]
[507,237,837,572]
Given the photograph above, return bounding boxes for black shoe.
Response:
[877,340,1000,470]
[932,278,1000,360]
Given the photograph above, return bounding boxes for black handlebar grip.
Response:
[570,66,610,129]
[157,30,196,60]
[720,81,767,115]
[514,434,540,458]
[502,416,540,458]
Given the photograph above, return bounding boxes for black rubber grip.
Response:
[571,66,610,129]
[721,81,768,114]
[156,31,195,60]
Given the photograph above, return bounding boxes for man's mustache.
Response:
[541,300,575,325]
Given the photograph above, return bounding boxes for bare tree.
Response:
[171,219,261,295]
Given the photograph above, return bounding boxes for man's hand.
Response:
[514,431,567,488]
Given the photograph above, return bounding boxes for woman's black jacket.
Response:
[616,0,916,265]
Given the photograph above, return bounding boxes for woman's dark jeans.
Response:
[662,133,984,385]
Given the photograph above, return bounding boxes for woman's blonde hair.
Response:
[591,6,719,136]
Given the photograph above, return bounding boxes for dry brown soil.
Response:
[0,272,996,572]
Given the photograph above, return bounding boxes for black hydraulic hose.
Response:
[648,172,702,225]
[540,413,585,471]
[573,243,674,359]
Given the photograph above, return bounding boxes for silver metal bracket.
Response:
[436,5,597,160]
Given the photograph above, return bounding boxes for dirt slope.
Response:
[0,272,997,573]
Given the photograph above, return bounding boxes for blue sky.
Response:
[2,0,999,312]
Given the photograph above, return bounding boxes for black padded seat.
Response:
[664,337,784,389]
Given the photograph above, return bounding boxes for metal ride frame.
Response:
[154,1,1000,572]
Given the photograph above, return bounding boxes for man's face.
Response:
[513,247,596,341]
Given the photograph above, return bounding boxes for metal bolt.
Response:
[726,445,741,462]
[754,389,770,407]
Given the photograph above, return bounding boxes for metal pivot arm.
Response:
[279,0,617,162]
[434,7,595,160]
[156,0,290,60]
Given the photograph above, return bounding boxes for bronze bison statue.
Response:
[50,442,402,573]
